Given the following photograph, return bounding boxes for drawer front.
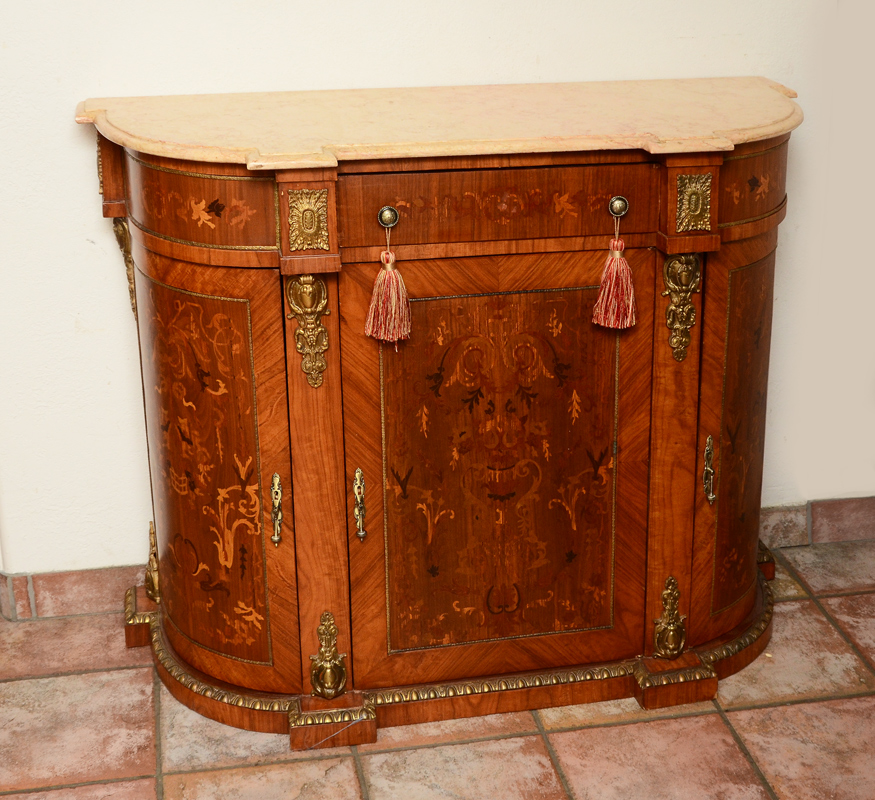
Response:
[718,137,788,229]
[337,164,657,247]
[126,152,279,250]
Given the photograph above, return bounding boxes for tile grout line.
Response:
[713,702,780,800]
[26,575,37,618]
[532,709,577,800]
[539,707,718,734]
[2,575,13,622]
[154,668,165,800]
[774,548,875,676]
[2,608,138,623]
[0,664,153,685]
[0,775,156,797]
[717,687,875,714]
[351,745,371,800]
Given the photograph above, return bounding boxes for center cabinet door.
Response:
[340,250,654,689]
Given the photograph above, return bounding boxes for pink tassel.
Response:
[365,250,411,344]
[592,238,636,329]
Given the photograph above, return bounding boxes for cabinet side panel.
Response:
[136,272,271,664]
[689,231,778,645]
[710,253,775,612]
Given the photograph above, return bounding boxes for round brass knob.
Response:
[378,206,400,228]
[609,196,629,217]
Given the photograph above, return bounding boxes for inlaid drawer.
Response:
[125,152,279,251]
[337,164,658,247]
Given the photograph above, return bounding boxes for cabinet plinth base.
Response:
[124,575,773,751]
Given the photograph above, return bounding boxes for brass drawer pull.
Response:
[353,468,367,542]
[271,473,283,546]
[703,436,716,505]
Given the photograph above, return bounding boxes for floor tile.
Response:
[759,505,808,548]
[821,592,875,666]
[769,562,808,602]
[13,575,33,619]
[781,540,875,594]
[550,714,769,799]
[716,600,875,709]
[538,696,715,730]
[159,684,348,772]
[0,669,155,792]
[361,736,566,800]
[2,778,157,799]
[811,496,875,543]
[33,566,144,618]
[1,574,12,619]
[729,695,875,800]
[358,710,537,752]
[0,613,151,681]
[162,758,360,800]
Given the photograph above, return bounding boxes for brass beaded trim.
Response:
[288,698,376,728]
[365,662,636,707]
[700,575,774,665]
[632,661,716,690]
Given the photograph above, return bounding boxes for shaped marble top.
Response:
[76,77,802,171]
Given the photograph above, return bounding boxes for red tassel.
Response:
[365,251,411,344]
[592,238,636,329]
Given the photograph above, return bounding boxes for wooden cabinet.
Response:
[78,78,802,748]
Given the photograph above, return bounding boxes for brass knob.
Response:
[609,196,629,217]
[378,206,399,228]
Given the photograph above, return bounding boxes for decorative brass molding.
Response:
[662,254,701,362]
[757,540,774,565]
[270,473,283,547]
[288,188,330,251]
[632,660,716,689]
[151,619,292,712]
[96,134,104,195]
[112,218,137,319]
[653,576,687,659]
[310,611,348,699]
[703,435,717,505]
[353,468,367,542]
[124,586,155,628]
[365,662,636,706]
[676,173,712,232]
[145,521,161,604]
[286,275,330,388]
[288,697,376,728]
[700,576,774,665]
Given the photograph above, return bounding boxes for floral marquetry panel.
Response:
[136,271,271,665]
[382,289,620,651]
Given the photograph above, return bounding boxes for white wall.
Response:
[0,0,871,574]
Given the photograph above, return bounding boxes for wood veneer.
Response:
[77,80,799,749]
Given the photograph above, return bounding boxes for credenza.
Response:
[76,77,802,749]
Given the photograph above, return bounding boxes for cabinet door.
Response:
[340,249,653,688]
[689,235,776,644]
[135,246,302,693]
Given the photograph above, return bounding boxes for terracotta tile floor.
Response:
[2,541,874,799]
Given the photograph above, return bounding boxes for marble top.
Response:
[76,77,802,170]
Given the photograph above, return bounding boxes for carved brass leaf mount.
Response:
[112,217,137,319]
[653,576,687,659]
[310,611,348,699]
[286,275,330,388]
[676,173,713,232]
[662,254,702,362]
[145,521,161,604]
[288,188,330,251]
[703,435,717,505]
[353,468,367,542]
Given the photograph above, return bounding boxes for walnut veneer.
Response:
[80,79,800,749]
